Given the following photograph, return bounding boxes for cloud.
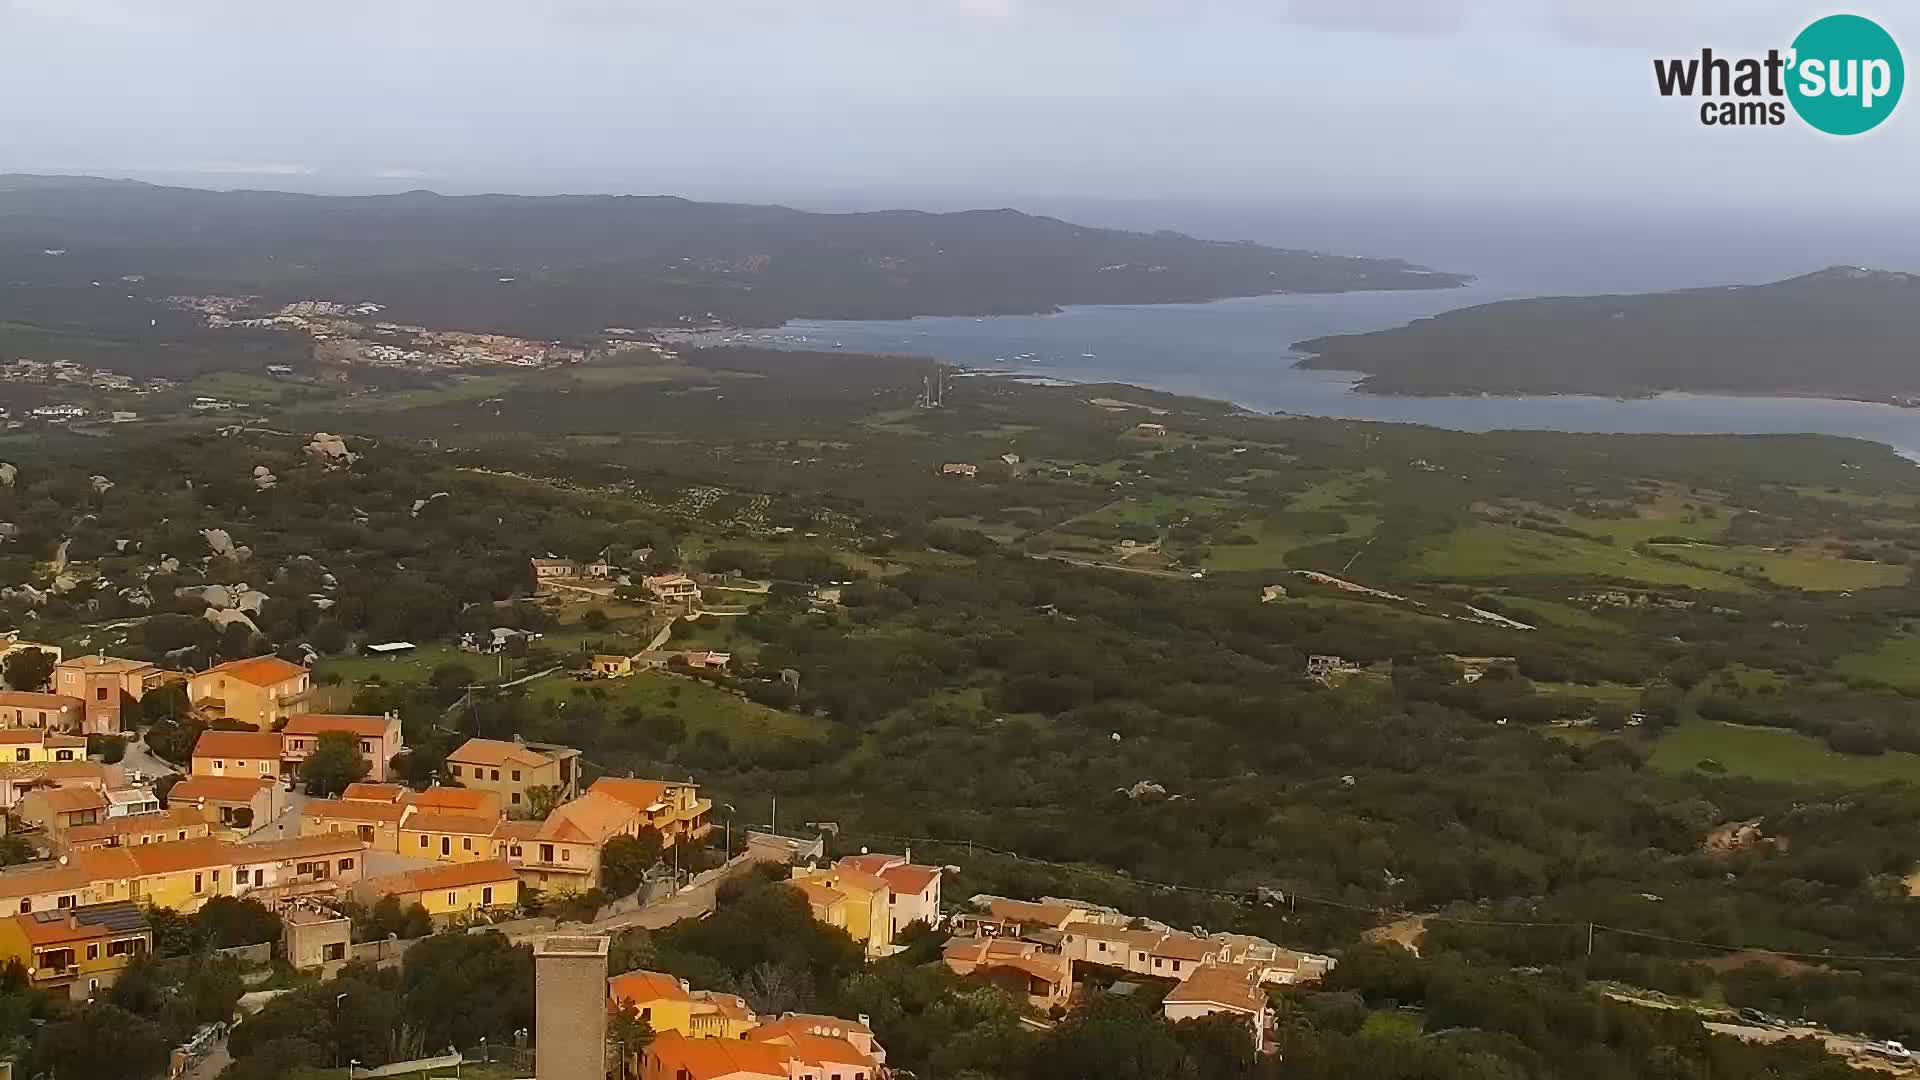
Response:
[373,167,432,180]
[1546,0,1827,49]
[1286,0,1470,37]
[183,161,316,176]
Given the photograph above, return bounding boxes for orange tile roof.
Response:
[768,1033,877,1069]
[493,820,543,841]
[400,812,499,837]
[303,798,410,825]
[607,969,692,1006]
[369,858,517,895]
[192,730,283,760]
[749,1014,874,1042]
[0,863,99,900]
[446,737,552,769]
[169,775,274,804]
[589,777,684,811]
[825,868,887,895]
[1164,964,1266,1014]
[0,692,83,710]
[879,863,940,895]
[234,832,368,863]
[340,782,408,803]
[283,714,392,738]
[645,1033,795,1080]
[28,786,109,814]
[537,791,638,844]
[0,730,47,746]
[405,787,498,815]
[790,879,846,909]
[836,853,900,876]
[198,655,308,687]
[40,762,108,784]
[56,655,155,675]
[66,807,205,845]
[988,898,1081,928]
[121,837,235,876]
[1154,934,1220,962]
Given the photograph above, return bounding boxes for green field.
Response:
[1834,630,1920,692]
[527,670,823,747]
[1649,720,1920,786]
[1648,543,1908,591]
[1496,597,1625,635]
[1415,525,1746,590]
[1557,491,1730,545]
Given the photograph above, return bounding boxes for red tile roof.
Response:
[197,655,308,687]
[369,858,517,895]
[879,864,940,895]
[0,692,83,710]
[303,798,410,825]
[607,969,692,1005]
[168,775,275,805]
[282,714,392,738]
[192,730,282,760]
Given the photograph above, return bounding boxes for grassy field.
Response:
[1647,543,1908,591]
[527,669,824,747]
[1495,597,1625,635]
[1648,721,1920,786]
[1557,490,1730,545]
[1834,630,1920,692]
[1415,525,1747,590]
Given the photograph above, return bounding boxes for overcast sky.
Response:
[0,0,1910,219]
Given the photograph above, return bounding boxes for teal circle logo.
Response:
[1788,14,1903,135]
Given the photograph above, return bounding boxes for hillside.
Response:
[1294,267,1920,399]
[0,175,1465,341]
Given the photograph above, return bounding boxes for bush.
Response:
[87,734,127,764]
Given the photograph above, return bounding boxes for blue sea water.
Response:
[687,282,1920,458]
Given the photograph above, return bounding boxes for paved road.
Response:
[123,736,181,783]
[243,788,311,842]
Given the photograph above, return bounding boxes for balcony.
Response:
[274,689,311,708]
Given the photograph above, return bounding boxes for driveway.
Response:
[243,788,311,842]
[123,736,181,783]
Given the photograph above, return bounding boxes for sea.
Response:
[675,198,1920,458]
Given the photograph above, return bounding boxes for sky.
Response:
[0,0,1915,272]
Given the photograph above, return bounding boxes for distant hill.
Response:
[0,175,1465,339]
[1294,268,1920,400]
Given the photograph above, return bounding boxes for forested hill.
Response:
[1295,267,1920,399]
[0,174,1464,336]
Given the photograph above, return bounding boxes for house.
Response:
[1207,933,1336,986]
[280,712,404,782]
[117,838,238,912]
[0,901,151,999]
[169,775,283,831]
[607,969,759,1041]
[283,905,352,974]
[103,786,162,819]
[339,782,408,804]
[589,777,712,849]
[751,1015,884,1067]
[1133,422,1168,437]
[190,729,284,780]
[401,812,501,863]
[300,798,412,853]
[64,807,210,853]
[791,865,890,957]
[1305,655,1354,684]
[1000,453,1021,466]
[530,557,579,581]
[0,762,116,813]
[446,737,581,813]
[640,1030,880,1080]
[643,574,702,607]
[17,785,109,845]
[942,936,1073,1012]
[52,655,164,735]
[939,463,978,477]
[969,896,1089,934]
[498,789,640,890]
[231,833,367,899]
[591,654,634,678]
[833,853,943,939]
[789,879,848,930]
[186,655,311,728]
[1162,963,1273,1053]
[353,858,518,920]
[0,856,129,915]
[0,691,84,731]
[0,729,86,766]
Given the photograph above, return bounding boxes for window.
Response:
[212,869,220,884]
[193,873,203,893]
[86,943,98,960]
[511,769,521,781]
[510,844,523,857]
[462,837,472,851]
[57,895,74,909]
[482,886,493,905]
[1154,958,1164,969]
[540,843,554,862]
[253,869,264,886]
[1172,960,1182,973]
[16,900,26,914]
[13,750,25,763]
[450,764,461,777]
[176,831,186,840]
[561,848,571,862]
[447,891,457,906]
[339,858,354,871]
[360,741,372,753]
[324,942,347,961]
[419,835,429,849]
[55,750,73,761]
[213,759,224,770]
[440,836,451,857]
[95,687,107,701]
[511,792,521,805]
[490,769,500,781]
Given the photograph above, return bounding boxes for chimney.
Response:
[534,935,609,1080]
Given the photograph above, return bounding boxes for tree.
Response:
[364,895,434,941]
[600,832,663,899]
[31,1004,171,1080]
[0,837,33,868]
[400,931,535,1050]
[524,784,564,820]
[300,730,372,796]
[0,647,54,691]
[139,683,192,725]
[196,896,283,948]
[610,1000,655,1066]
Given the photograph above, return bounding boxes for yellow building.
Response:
[281,713,405,782]
[588,777,712,848]
[790,866,891,957]
[0,901,152,1000]
[590,654,634,677]
[407,785,505,820]
[354,858,519,919]
[0,729,88,765]
[607,970,758,1040]
[187,655,312,729]
[191,729,284,780]
[400,812,500,863]
[65,807,211,852]
[496,789,631,890]
[120,838,235,913]
[300,798,411,853]
[446,737,581,814]
[0,856,132,914]
[790,879,849,932]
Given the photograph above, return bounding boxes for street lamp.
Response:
[334,993,348,1067]
[348,1059,361,1080]
[720,803,736,858]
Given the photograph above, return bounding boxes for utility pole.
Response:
[1586,922,1595,958]
[770,793,777,836]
